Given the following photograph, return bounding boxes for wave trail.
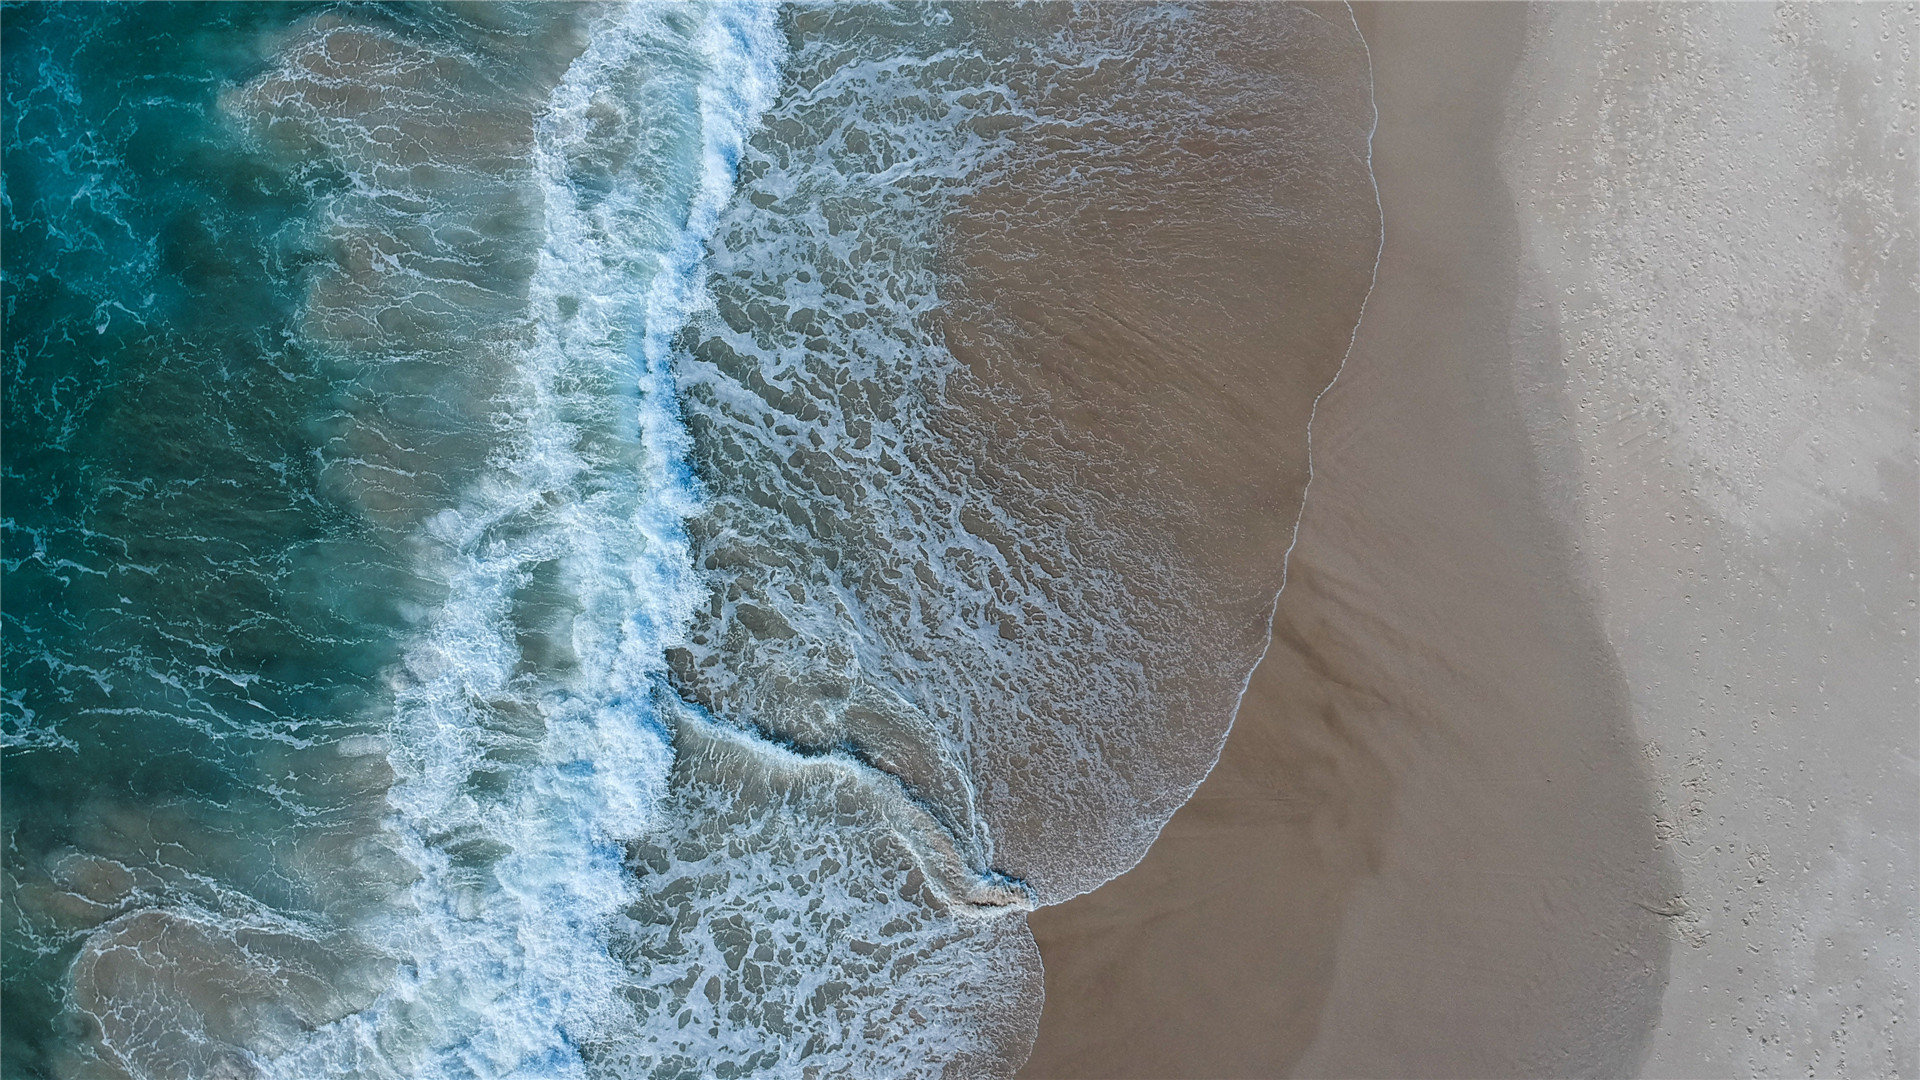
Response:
[665,697,1038,916]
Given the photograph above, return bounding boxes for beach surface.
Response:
[1503,6,1916,1074]
[1020,2,1915,1076]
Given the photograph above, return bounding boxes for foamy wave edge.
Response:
[259,5,787,1076]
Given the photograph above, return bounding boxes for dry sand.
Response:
[1503,6,1916,1075]
[1021,2,1915,1077]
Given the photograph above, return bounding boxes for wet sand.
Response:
[1502,6,1917,1074]
[1020,5,1676,1076]
[935,2,1382,901]
[1020,1,1916,1076]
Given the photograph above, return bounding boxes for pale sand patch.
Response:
[1503,5,1917,1075]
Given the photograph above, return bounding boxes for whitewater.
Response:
[243,3,774,1075]
[256,4,1036,1075]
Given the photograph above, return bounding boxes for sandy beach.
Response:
[1021,3,1915,1077]
[1503,6,1916,1074]
[1021,6,1673,1075]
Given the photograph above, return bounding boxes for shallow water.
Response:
[3,4,1376,1076]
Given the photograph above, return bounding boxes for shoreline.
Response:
[936,2,1381,903]
[1019,5,1674,1075]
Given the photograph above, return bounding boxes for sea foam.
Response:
[262,5,785,1076]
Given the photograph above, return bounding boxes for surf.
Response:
[261,4,787,1076]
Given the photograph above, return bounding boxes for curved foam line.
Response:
[1040,2,1386,907]
[1273,4,1383,600]
[1222,0,1385,827]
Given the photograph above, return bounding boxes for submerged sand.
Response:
[1020,2,1915,1077]
[934,2,1382,902]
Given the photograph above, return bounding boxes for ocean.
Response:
[2,3,1379,1076]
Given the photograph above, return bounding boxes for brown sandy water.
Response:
[937,0,1384,903]
[670,1,1382,916]
[1021,6,1676,1076]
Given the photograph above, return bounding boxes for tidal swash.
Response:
[2,4,1379,1076]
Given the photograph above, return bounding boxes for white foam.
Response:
[598,699,1043,1078]
[263,5,786,1076]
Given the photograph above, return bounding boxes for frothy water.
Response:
[259,5,786,1075]
[3,4,1379,1077]
[671,1,1383,901]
